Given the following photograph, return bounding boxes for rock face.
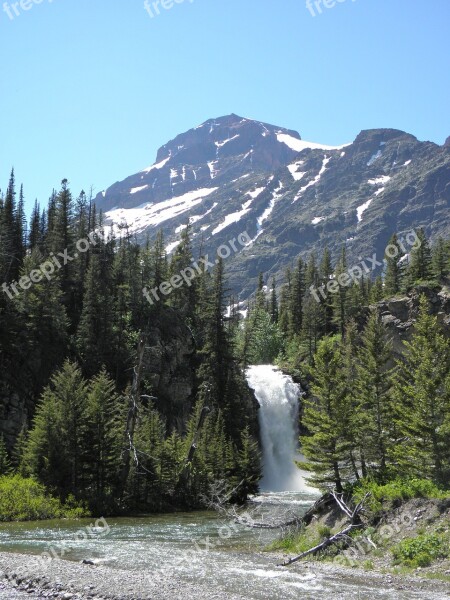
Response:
[0,308,196,450]
[95,114,450,300]
[373,286,450,362]
[0,389,29,451]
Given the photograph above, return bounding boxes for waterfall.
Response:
[246,365,311,492]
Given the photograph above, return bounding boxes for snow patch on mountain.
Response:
[292,156,331,203]
[368,176,391,186]
[130,185,149,195]
[166,240,181,254]
[357,199,373,222]
[246,187,266,200]
[212,205,251,236]
[254,182,284,238]
[141,155,171,174]
[277,133,349,153]
[215,135,240,148]
[106,188,218,234]
[288,161,307,181]
[208,161,219,179]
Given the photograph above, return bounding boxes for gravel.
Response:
[1,551,449,599]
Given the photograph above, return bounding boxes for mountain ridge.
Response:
[95,114,450,298]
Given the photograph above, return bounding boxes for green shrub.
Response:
[352,478,449,513]
[392,533,449,568]
[0,475,88,521]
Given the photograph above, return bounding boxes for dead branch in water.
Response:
[278,522,363,566]
[278,491,371,567]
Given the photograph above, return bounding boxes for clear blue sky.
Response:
[1,0,449,215]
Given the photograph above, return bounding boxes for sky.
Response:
[1,0,449,215]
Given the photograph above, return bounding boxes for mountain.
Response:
[95,114,450,298]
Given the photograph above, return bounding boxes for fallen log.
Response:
[278,490,371,566]
[278,522,363,566]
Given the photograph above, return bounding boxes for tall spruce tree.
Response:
[302,337,352,492]
[390,296,450,485]
[384,234,404,296]
[354,310,393,476]
[406,228,434,285]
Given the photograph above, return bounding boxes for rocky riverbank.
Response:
[1,549,450,600]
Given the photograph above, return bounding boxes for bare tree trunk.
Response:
[278,522,363,566]
[177,404,210,488]
[278,491,371,567]
[118,334,146,500]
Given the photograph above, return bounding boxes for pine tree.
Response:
[77,253,116,376]
[169,224,197,322]
[432,237,449,281]
[303,253,322,361]
[390,296,450,485]
[384,234,404,296]
[278,269,292,337]
[25,361,88,497]
[82,370,124,509]
[302,337,352,492]
[370,276,384,303]
[152,230,168,296]
[29,200,41,250]
[269,277,278,323]
[406,228,434,285]
[319,248,333,334]
[16,249,69,393]
[354,310,393,476]
[233,426,261,503]
[0,435,12,475]
[332,247,348,336]
[290,257,305,337]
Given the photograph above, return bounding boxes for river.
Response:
[0,367,447,598]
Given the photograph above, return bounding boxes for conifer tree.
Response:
[332,247,348,336]
[169,224,196,321]
[77,253,116,376]
[0,435,12,475]
[319,248,333,334]
[290,257,305,337]
[384,234,405,296]
[25,361,88,497]
[406,228,434,285]
[354,310,393,475]
[302,337,352,492]
[29,200,42,251]
[370,276,384,303]
[390,296,450,484]
[432,237,449,281]
[278,269,292,337]
[269,277,278,323]
[82,370,124,509]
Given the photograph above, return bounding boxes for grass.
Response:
[0,474,88,521]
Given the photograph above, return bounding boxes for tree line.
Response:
[0,170,260,514]
[239,229,449,366]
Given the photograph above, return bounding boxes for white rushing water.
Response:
[246,365,313,493]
